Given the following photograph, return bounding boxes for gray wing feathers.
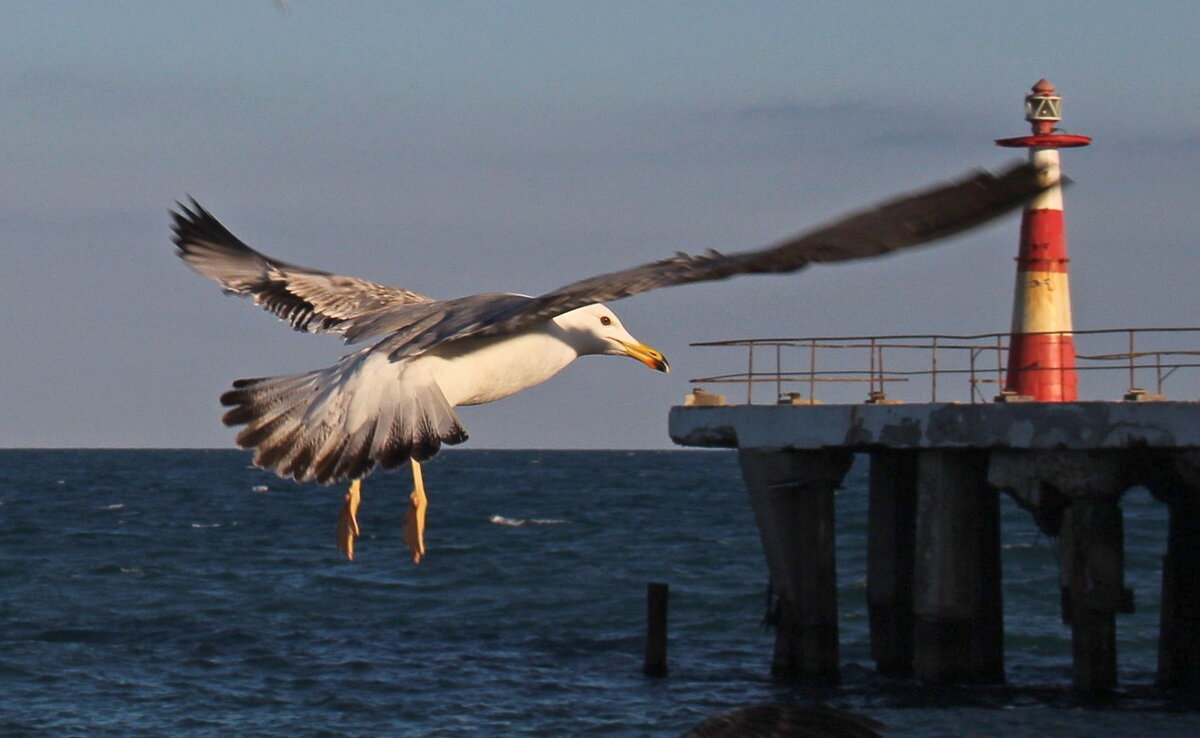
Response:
[341,292,535,361]
[171,199,432,337]
[474,161,1048,337]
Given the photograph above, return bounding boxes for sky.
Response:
[3,1,1199,450]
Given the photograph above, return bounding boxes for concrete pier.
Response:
[669,400,1200,698]
[912,450,1004,684]
[1143,453,1200,700]
[739,448,852,683]
[866,450,917,677]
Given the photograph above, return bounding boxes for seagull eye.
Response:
[600,316,612,326]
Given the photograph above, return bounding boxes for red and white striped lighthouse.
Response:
[996,79,1091,401]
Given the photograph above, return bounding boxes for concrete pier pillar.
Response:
[912,450,1004,684]
[1158,495,1200,699]
[867,450,918,677]
[738,448,853,684]
[1060,495,1130,700]
[1143,451,1200,700]
[1004,452,1132,700]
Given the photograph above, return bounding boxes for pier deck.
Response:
[669,399,1200,700]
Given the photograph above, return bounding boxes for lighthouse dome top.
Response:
[996,79,1090,155]
[1025,78,1062,122]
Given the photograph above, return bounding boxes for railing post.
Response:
[869,338,878,397]
[879,343,887,398]
[809,340,817,403]
[931,337,939,402]
[969,347,979,403]
[1128,330,1136,393]
[996,334,1004,390]
[747,343,755,405]
[775,344,782,402]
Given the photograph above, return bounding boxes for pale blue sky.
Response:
[3,1,1198,448]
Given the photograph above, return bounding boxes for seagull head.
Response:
[560,304,669,373]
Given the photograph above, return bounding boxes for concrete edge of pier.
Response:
[669,400,1200,452]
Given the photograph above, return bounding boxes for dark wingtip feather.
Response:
[220,404,256,426]
[169,197,255,260]
[220,382,259,408]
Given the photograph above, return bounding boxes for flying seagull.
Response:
[172,162,1048,562]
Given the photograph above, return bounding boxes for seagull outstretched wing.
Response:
[172,199,433,337]
[477,161,1047,337]
[173,162,1048,358]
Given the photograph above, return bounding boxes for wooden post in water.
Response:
[912,450,1004,684]
[867,450,918,677]
[644,582,669,677]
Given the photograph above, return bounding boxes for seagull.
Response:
[172,162,1047,562]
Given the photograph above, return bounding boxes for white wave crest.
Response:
[488,514,566,527]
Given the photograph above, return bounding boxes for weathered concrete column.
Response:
[867,450,918,677]
[738,448,854,684]
[1060,495,1129,700]
[1016,451,1130,700]
[1142,450,1200,700]
[1159,495,1200,700]
[912,450,1004,684]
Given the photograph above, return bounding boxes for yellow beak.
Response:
[618,340,670,373]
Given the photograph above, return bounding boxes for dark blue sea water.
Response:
[1,449,1197,736]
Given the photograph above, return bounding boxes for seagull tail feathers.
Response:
[219,349,468,484]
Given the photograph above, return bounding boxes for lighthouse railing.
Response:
[687,327,1200,405]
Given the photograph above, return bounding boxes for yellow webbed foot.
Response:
[337,479,362,561]
[401,460,427,563]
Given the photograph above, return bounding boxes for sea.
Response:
[2,449,1198,737]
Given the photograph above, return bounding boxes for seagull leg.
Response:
[402,460,427,564]
[337,478,362,561]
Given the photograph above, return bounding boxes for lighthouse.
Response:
[996,79,1091,401]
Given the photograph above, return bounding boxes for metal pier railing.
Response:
[688,327,1200,405]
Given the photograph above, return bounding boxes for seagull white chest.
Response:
[422,325,580,407]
